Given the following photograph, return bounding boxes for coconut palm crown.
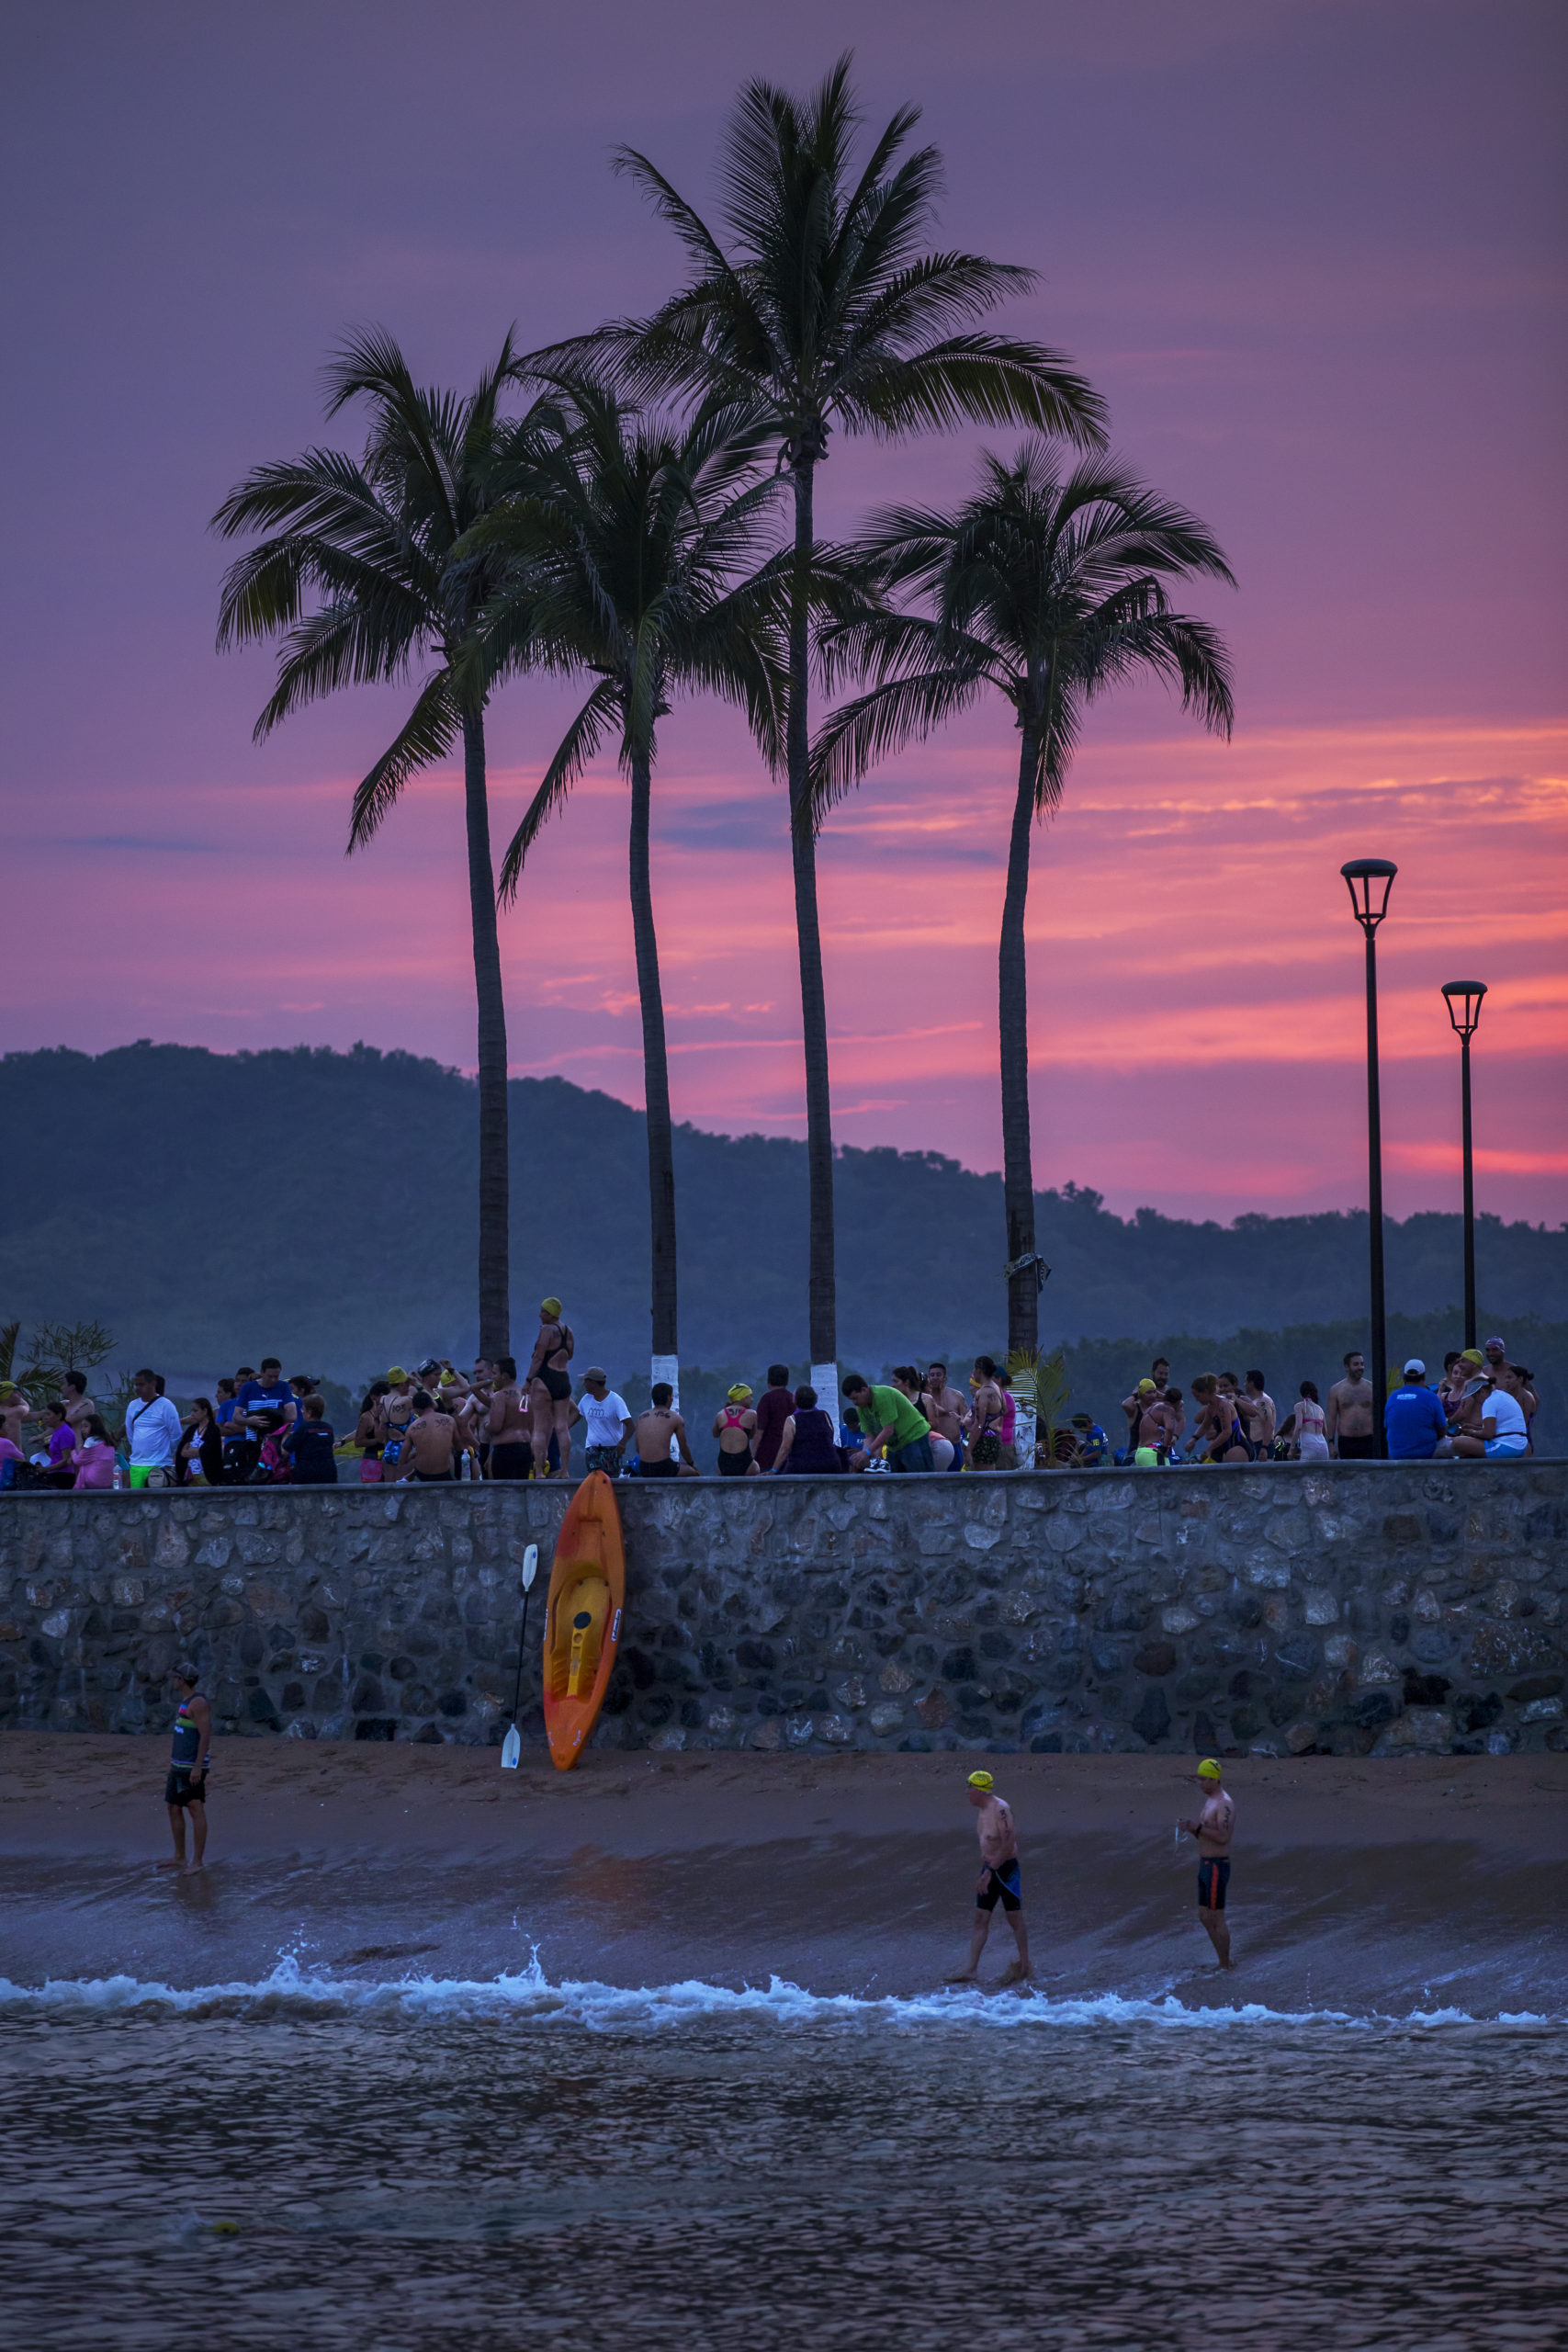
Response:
[213,329,555,1357]
[532,54,1109,1375]
[811,439,1236,1360]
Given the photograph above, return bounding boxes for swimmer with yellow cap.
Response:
[1179,1759,1235,1970]
[944,1770,1031,1989]
[713,1384,760,1476]
[528,1298,574,1478]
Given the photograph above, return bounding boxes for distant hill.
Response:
[3,1044,1563,1406]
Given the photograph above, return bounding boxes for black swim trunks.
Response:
[633,1457,679,1479]
[164,1770,208,1808]
[488,1442,530,1481]
[1198,1857,1231,1911]
[976,1858,1022,1914]
[1337,1432,1377,1459]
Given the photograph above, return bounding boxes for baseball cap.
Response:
[582,1366,607,1383]
[966,1770,994,1790]
[1403,1358,1426,1377]
[1196,1758,1223,1781]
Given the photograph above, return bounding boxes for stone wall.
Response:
[2,1462,1564,1759]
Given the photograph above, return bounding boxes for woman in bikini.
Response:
[713,1384,760,1475]
[1190,1374,1251,1464]
[527,1297,576,1479]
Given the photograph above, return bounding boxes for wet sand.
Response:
[6,1729,1567,1860]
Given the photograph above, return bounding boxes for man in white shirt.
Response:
[578,1368,633,1476]
[122,1369,182,1489]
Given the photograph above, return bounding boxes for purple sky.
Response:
[5,0,1565,1220]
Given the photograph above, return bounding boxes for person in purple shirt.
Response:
[1383,1359,1450,1460]
[750,1365,795,1472]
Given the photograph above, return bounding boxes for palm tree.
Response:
[535,56,1107,1381]
[472,387,787,1384]
[213,330,551,1358]
[812,440,1235,1359]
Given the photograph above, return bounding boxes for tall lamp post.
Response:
[1440,979,1487,1350]
[1341,859,1397,1452]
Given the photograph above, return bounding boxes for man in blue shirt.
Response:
[1384,1359,1449,1460]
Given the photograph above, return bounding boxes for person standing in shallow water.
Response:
[945,1770,1032,1988]
[161,1663,211,1875]
[1179,1758,1235,1969]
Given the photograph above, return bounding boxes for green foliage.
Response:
[1005,1345,1071,1443]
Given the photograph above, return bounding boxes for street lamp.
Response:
[1441,979,1487,1350]
[1341,859,1397,1452]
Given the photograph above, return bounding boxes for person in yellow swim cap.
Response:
[1179,1759,1235,1970]
[527,1299,574,1478]
[944,1770,1031,1989]
[713,1384,759,1476]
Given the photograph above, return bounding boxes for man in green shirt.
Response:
[842,1373,935,1472]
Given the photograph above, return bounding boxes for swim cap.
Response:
[727,1384,752,1404]
[1197,1758,1223,1781]
[1137,1379,1156,1393]
[966,1770,994,1790]
[386,1365,408,1384]
[540,1297,563,1319]
[1460,1348,1484,1367]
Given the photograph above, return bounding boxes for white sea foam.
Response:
[0,1953,1553,2032]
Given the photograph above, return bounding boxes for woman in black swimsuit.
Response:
[527,1296,575,1479]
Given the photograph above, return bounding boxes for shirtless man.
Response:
[1179,1758,1235,1968]
[486,1355,532,1480]
[1134,1383,1179,1458]
[61,1370,97,1440]
[969,1357,1005,1470]
[0,1382,32,1451]
[923,1362,972,1470]
[630,1383,698,1478]
[1244,1370,1277,1457]
[1326,1351,1376,1458]
[396,1390,459,1481]
[945,1770,1032,1987]
[527,1297,575,1478]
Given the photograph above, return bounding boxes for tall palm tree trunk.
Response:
[629,739,679,1362]
[788,453,837,1374]
[461,706,511,1360]
[999,729,1039,1360]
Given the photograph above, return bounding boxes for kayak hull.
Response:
[542,1471,626,1771]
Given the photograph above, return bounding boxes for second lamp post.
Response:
[1342,858,1397,1452]
[1441,978,1487,1350]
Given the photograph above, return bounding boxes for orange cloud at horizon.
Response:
[7,709,1565,1226]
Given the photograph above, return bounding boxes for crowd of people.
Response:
[0,1306,1541,1491]
[1104,1336,1539,1466]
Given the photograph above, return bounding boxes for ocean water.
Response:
[2,1837,1563,2349]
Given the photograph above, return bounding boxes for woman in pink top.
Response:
[72,1415,117,1488]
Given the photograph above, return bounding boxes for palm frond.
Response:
[496,679,621,900]
[346,671,461,848]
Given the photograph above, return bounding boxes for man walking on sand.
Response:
[945,1770,1032,1987]
[1179,1758,1235,1969]
[161,1662,211,1874]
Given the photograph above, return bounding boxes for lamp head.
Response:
[1340,857,1397,932]
[1441,978,1487,1040]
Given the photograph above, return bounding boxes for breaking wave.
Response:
[0,1952,1552,2031]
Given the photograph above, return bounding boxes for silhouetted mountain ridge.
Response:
[3,1042,1562,1381]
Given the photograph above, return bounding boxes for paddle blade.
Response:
[501,1723,521,1770]
[521,1544,539,1591]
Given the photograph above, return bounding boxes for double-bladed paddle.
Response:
[500,1544,540,1770]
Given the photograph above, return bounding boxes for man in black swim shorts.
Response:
[944,1770,1032,1987]
[1179,1758,1235,1969]
[630,1386,699,1476]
